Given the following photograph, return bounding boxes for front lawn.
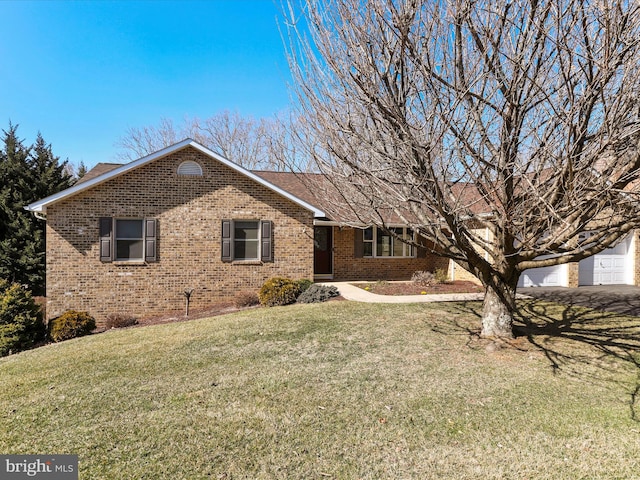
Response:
[1,300,639,479]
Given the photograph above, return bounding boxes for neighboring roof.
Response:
[25,139,325,218]
[75,163,123,185]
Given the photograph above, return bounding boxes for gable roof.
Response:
[25,139,326,218]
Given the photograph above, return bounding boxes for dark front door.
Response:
[314,226,333,276]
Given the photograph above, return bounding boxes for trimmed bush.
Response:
[234,290,260,308]
[48,310,96,342]
[259,277,300,307]
[297,284,339,304]
[0,280,45,356]
[105,313,138,329]
[296,279,314,294]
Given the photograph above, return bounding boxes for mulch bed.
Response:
[353,280,484,296]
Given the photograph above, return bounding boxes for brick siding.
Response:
[45,147,314,325]
[331,227,450,281]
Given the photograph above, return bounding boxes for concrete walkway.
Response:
[322,282,486,303]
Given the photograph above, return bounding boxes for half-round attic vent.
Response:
[177,160,203,176]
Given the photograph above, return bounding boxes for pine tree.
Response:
[76,161,87,180]
[0,124,72,296]
[30,132,72,204]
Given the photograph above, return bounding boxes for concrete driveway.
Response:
[521,285,640,317]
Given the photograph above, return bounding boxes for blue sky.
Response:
[0,0,294,169]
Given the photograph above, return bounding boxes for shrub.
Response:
[411,270,437,287]
[105,313,138,329]
[48,310,96,343]
[259,277,300,307]
[412,269,450,287]
[0,280,45,356]
[296,279,314,294]
[234,290,260,308]
[297,284,339,304]
[434,268,450,284]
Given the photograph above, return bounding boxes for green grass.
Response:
[1,300,640,479]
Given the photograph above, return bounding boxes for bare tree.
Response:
[285,0,640,338]
[115,111,292,171]
[116,117,182,161]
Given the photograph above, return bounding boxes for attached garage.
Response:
[578,234,634,285]
[518,262,568,287]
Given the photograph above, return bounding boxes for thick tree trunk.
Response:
[481,281,517,339]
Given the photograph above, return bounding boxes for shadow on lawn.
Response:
[432,299,640,421]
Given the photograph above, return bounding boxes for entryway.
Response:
[314,226,333,279]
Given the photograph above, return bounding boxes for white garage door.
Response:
[518,264,567,287]
[579,235,633,285]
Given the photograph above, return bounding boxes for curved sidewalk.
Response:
[322,282,486,303]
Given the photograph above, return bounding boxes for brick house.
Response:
[26,139,640,324]
[26,139,446,324]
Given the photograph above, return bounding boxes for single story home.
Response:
[25,139,640,324]
[25,139,447,323]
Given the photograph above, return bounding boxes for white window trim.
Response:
[364,226,416,258]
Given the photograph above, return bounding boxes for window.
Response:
[115,219,144,260]
[363,226,374,257]
[234,221,259,260]
[363,226,414,258]
[221,219,272,262]
[99,217,157,262]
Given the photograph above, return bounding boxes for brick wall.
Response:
[45,147,314,325]
[331,227,450,281]
[567,262,579,287]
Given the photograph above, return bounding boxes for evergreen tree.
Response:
[0,124,72,296]
[30,132,72,204]
[76,161,87,180]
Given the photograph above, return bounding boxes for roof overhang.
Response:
[25,139,326,218]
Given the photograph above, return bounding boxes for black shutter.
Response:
[145,219,157,262]
[221,220,232,262]
[353,228,364,258]
[261,220,273,262]
[99,217,113,262]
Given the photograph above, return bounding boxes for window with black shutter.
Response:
[99,217,158,262]
[221,219,273,262]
